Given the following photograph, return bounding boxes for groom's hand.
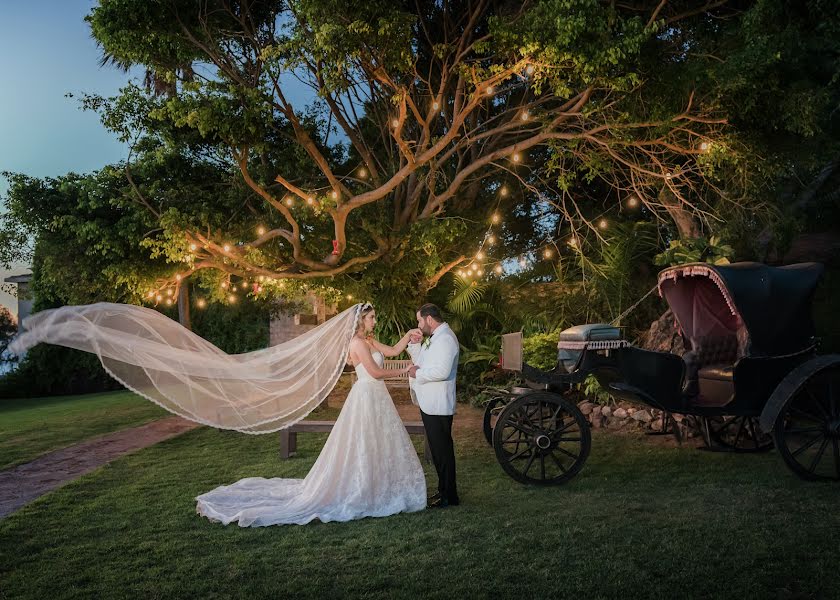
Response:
[407,365,419,378]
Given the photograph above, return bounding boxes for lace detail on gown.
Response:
[196,351,427,526]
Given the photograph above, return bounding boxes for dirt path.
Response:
[0,416,198,518]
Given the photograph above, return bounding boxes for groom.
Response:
[407,303,460,508]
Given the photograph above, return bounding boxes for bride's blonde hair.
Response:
[355,303,375,336]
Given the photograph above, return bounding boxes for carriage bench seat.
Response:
[694,364,735,407]
[279,420,432,461]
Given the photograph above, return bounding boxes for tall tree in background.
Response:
[86,0,742,300]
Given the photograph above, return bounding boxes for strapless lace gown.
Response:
[196,351,427,526]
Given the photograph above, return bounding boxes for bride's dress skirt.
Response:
[196,377,427,526]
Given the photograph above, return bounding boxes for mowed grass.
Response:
[0,391,169,470]
[2,417,839,599]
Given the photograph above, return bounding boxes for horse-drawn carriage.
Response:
[485,261,840,485]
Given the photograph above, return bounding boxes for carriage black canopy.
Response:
[657,262,823,358]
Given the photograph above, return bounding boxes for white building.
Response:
[3,273,33,325]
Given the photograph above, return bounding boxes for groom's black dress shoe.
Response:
[427,496,459,509]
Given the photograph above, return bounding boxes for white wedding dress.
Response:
[196,351,427,526]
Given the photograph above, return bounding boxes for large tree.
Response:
[86,0,741,301]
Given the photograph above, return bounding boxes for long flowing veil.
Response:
[9,302,366,433]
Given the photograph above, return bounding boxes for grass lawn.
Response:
[2,413,839,599]
[0,391,169,470]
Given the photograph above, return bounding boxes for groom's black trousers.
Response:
[420,410,459,504]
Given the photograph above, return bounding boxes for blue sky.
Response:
[0,0,135,316]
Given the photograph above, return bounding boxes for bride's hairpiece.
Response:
[359,302,374,311]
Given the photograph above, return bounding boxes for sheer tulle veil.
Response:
[9,302,370,433]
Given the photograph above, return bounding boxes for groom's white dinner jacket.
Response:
[407,323,459,416]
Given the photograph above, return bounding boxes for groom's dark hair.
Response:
[418,303,444,322]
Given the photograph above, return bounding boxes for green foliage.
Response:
[583,373,613,406]
[654,235,736,267]
[522,332,559,371]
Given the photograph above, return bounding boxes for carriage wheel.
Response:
[773,366,840,481]
[492,392,591,486]
[482,395,509,447]
[708,416,774,453]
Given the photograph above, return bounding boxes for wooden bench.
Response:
[279,420,431,462]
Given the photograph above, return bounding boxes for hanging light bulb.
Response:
[494,264,504,274]
[476,250,485,260]
[512,152,521,163]
[285,196,294,206]
[627,196,639,208]
[568,237,578,248]
[544,248,553,259]
[331,190,338,199]
[358,167,367,178]
[221,281,228,289]
[147,291,155,298]
[228,294,236,303]
[175,274,182,281]
[491,213,501,224]
[392,118,400,128]
[307,196,315,205]
[166,289,173,297]
[156,294,163,302]
[346,294,353,300]
[599,219,608,229]
[223,244,231,252]
[197,298,206,308]
[476,269,484,277]
[432,101,440,111]
[488,235,496,245]
[231,285,237,292]
[526,64,535,75]
[500,186,508,197]
[189,243,197,251]
[166,299,173,306]
[521,111,529,121]
[486,85,494,95]
[257,226,266,235]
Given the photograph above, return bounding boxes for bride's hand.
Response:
[407,329,423,344]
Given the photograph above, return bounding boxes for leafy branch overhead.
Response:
[85,0,744,298]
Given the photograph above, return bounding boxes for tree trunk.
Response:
[658,185,701,239]
[178,284,191,330]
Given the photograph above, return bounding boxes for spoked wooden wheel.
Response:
[708,416,773,453]
[774,366,840,481]
[483,395,509,446]
[492,392,591,486]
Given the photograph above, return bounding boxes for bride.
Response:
[196,304,427,526]
[10,301,428,526]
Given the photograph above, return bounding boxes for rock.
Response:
[640,309,686,355]
[613,408,628,419]
[649,419,663,432]
[579,402,594,415]
[672,413,684,423]
[632,410,653,423]
[591,415,602,429]
[601,406,612,418]
[592,405,602,417]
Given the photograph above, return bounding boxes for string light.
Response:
[223,244,231,252]
[543,248,553,259]
[156,294,163,302]
[197,298,206,308]
[166,299,173,306]
[476,250,485,260]
[487,235,496,245]
[500,186,508,197]
[147,291,154,298]
[307,196,315,205]
[476,269,484,277]
[331,190,338,199]
[257,226,266,235]
[432,101,440,111]
[494,265,504,274]
[520,111,529,121]
[512,153,521,163]
[526,64,535,75]
[175,274,182,281]
[166,289,173,297]
[231,285,237,292]
[346,294,353,300]
[358,168,367,178]
[599,219,608,229]
[699,142,710,152]
[491,213,501,224]
[221,282,228,289]
[568,237,579,248]
[392,118,400,128]
[486,86,495,95]
[228,295,236,303]
[285,196,294,206]
[189,243,197,251]
[627,196,639,208]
